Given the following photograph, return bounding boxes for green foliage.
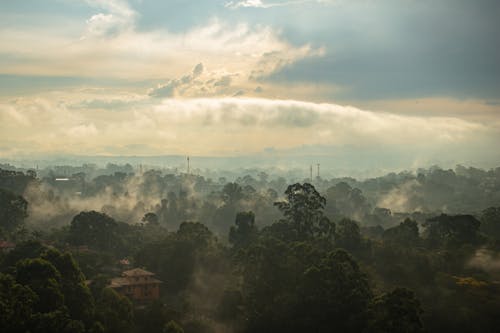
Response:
[4,167,500,332]
[181,317,215,333]
[67,210,138,256]
[221,182,243,205]
[424,214,482,248]
[0,272,37,333]
[0,188,28,232]
[135,222,220,294]
[163,320,184,333]
[176,221,215,247]
[241,235,372,332]
[41,249,94,323]
[68,211,118,250]
[274,183,335,241]
[0,168,36,195]
[325,182,371,219]
[0,244,101,333]
[383,218,420,246]
[95,288,134,333]
[335,218,362,251]
[15,258,64,313]
[135,300,180,333]
[298,250,372,332]
[142,212,160,226]
[480,206,500,240]
[370,288,424,333]
[30,310,84,333]
[229,211,258,248]
[1,240,45,269]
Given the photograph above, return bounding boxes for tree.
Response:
[0,272,37,333]
[297,250,372,332]
[274,183,334,241]
[229,211,257,248]
[15,258,64,313]
[177,221,215,248]
[0,188,28,232]
[221,183,243,206]
[325,182,370,219]
[142,212,160,226]
[135,222,219,294]
[335,218,362,251]
[480,207,500,240]
[383,218,420,246]
[42,248,94,324]
[214,183,244,233]
[95,288,133,333]
[1,240,45,269]
[242,240,372,333]
[163,320,184,333]
[68,211,119,252]
[370,288,424,333]
[424,214,482,248]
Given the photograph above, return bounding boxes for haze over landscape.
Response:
[1,1,500,333]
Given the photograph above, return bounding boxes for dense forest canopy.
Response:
[1,164,500,332]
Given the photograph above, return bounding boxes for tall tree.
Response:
[274,183,334,241]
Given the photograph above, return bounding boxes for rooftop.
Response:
[122,268,155,277]
[109,276,162,288]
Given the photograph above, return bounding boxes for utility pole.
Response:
[317,163,320,179]
[310,165,313,182]
[187,156,190,175]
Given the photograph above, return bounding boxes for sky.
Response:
[1,0,499,171]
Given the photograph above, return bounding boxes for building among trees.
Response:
[109,268,162,302]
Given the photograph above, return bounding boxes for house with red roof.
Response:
[109,268,162,302]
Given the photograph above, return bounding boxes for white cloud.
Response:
[225,0,271,9]
[0,96,493,158]
[82,0,136,38]
[224,0,332,9]
[0,2,320,85]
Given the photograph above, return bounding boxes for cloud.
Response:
[225,0,273,9]
[66,123,98,138]
[192,63,204,78]
[224,0,326,9]
[213,75,232,87]
[148,81,178,98]
[83,0,136,38]
[1,96,496,160]
[0,3,320,86]
[148,64,254,98]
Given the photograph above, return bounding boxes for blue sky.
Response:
[0,0,499,169]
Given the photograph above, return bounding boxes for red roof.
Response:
[122,268,155,277]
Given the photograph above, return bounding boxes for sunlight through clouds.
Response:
[0,0,321,84]
[0,96,492,158]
